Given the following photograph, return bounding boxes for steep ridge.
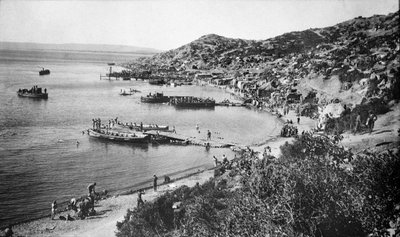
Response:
[130,11,399,104]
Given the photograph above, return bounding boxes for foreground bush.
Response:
[116,134,399,236]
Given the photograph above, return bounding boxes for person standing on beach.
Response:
[213,155,219,167]
[297,116,300,124]
[207,130,211,140]
[4,225,13,237]
[51,200,57,220]
[87,182,96,196]
[137,189,145,208]
[153,175,158,191]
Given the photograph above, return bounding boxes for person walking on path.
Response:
[51,200,57,220]
[366,111,377,134]
[354,112,361,134]
[207,130,211,140]
[153,175,158,191]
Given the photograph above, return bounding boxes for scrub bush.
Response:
[116,134,399,237]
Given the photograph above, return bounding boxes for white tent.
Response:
[317,103,345,130]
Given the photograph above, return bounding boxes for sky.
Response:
[0,0,398,50]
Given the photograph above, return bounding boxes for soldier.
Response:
[153,175,158,191]
[51,200,57,220]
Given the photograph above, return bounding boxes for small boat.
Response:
[120,90,132,96]
[39,68,50,76]
[88,129,149,143]
[117,122,170,132]
[17,87,48,99]
[130,88,141,93]
[141,92,169,103]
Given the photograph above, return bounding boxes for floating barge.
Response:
[170,96,215,108]
[39,68,50,76]
[17,87,48,99]
[141,92,169,103]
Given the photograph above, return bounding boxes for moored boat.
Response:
[117,122,170,132]
[17,86,48,99]
[130,88,141,93]
[88,129,150,143]
[140,92,169,103]
[39,68,50,75]
[119,90,132,96]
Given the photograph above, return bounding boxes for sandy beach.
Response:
[10,169,215,237]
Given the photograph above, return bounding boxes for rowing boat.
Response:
[116,122,170,132]
[88,129,150,143]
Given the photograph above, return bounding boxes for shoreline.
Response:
[10,168,217,237]
[7,91,399,236]
[5,86,313,236]
[0,164,210,229]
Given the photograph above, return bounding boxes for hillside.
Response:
[117,12,400,237]
[138,12,398,70]
[132,11,399,105]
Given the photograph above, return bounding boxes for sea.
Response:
[0,48,281,227]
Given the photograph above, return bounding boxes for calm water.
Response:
[0,49,280,226]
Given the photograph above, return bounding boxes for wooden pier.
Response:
[144,131,238,148]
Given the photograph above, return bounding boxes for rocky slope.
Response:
[132,11,399,104]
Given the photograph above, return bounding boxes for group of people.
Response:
[92,118,102,130]
[212,154,230,167]
[18,86,47,95]
[280,124,298,137]
[354,111,377,134]
[136,174,171,208]
[92,117,147,133]
[50,182,98,221]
